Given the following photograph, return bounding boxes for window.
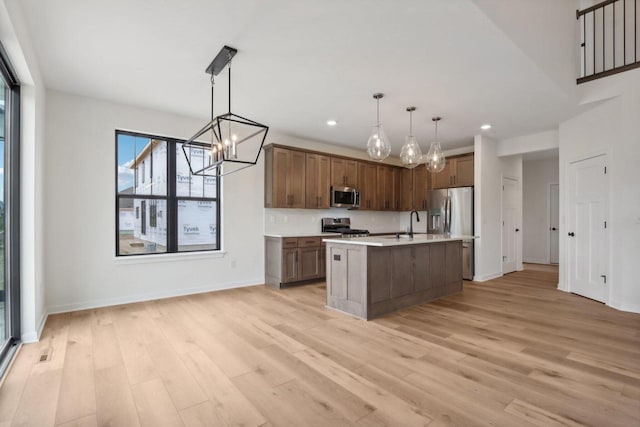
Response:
[0,41,21,375]
[116,130,220,256]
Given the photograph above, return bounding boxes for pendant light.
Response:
[425,117,446,173]
[400,106,422,169]
[182,45,269,177]
[366,93,391,161]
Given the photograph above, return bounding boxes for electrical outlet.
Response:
[231,259,236,269]
[269,215,275,224]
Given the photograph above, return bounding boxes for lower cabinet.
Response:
[265,236,326,288]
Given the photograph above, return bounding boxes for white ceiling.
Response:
[19,0,580,152]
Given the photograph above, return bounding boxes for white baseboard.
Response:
[47,278,264,315]
[21,310,49,343]
[473,272,503,282]
[523,258,549,265]
[609,299,640,314]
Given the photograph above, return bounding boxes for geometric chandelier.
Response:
[183,45,269,176]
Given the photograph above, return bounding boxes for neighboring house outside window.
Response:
[115,131,220,256]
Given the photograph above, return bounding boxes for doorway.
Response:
[549,183,559,264]
[502,176,520,274]
[567,154,608,303]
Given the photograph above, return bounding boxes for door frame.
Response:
[564,150,611,304]
[501,174,521,275]
[547,182,559,264]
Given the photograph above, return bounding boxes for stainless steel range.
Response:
[321,218,370,238]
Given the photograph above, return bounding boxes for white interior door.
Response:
[502,177,519,274]
[567,155,608,303]
[549,184,559,264]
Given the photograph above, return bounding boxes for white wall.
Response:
[474,135,502,281]
[523,157,559,264]
[497,129,558,157]
[0,0,47,342]
[44,91,266,313]
[558,89,640,313]
[474,134,523,281]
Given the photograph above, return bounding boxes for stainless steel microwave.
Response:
[331,186,360,209]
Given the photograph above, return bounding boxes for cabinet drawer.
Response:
[282,238,299,248]
[297,237,321,248]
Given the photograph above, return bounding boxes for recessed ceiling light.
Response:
[480,124,492,130]
[326,119,338,126]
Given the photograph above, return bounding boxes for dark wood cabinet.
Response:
[400,168,414,211]
[282,247,299,283]
[453,155,474,187]
[376,165,394,210]
[413,166,429,210]
[264,146,306,208]
[431,154,474,189]
[264,144,472,211]
[357,162,378,210]
[305,153,330,208]
[330,157,358,187]
[265,236,325,288]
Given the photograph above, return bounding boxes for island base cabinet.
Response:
[325,240,463,320]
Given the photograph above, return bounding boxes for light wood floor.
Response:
[1,265,639,426]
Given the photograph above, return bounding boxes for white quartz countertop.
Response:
[322,234,478,247]
[265,232,341,238]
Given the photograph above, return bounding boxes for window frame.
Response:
[115,130,221,257]
[0,40,21,372]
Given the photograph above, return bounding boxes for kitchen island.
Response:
[323,234,473,320]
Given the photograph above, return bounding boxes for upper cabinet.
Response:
[264,144,472,210]
[265,146,306,208]
[305,153,330,209]
[358,162,377,210]
[430,154,475,189]
[413,166,429,210]
[400,168,414,211]
[330,157,358,187]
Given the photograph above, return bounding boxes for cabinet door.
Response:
[392,167,402,211]
[298,247,321,280]
[431,160,452,190]
[400,168,414,211]
[344,159,358,187]
[413,167,429,210]
[453,155,474,187]
[271,148,290,207]
[282,248,298,283]
[305,153,330,208]
[331,157,357,187]
[377,165,394,210]
[358,162,378,210]
[288,150,306,208]
[331,157,347,186]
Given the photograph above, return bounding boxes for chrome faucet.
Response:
[409,210,420,238]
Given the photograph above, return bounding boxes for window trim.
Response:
[115,130,221,257]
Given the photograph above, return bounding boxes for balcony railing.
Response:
[577,0,640,83]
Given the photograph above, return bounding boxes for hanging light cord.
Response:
[409,110,413,136]
[376,97,380,127]
[210,75,215,148]
[435,120,438,142]
[227,53,232,114]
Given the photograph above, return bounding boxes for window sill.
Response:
[113,250,227,264]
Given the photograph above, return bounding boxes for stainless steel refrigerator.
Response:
[427,186,474,280]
